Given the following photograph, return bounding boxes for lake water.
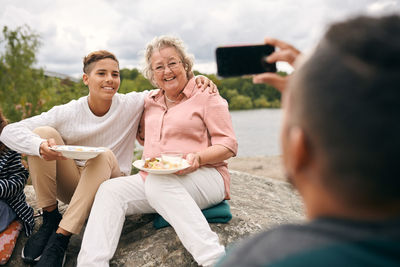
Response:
[230,109,283,157]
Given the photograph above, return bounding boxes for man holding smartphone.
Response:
[217,15,400,266]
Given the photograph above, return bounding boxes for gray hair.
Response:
[142,35,194,87]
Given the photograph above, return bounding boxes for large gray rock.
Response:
[6,171,304,266]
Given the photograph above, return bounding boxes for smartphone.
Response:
[215,44,276,77]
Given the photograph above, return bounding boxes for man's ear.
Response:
[83,73,89,86]
[289,126,310,173]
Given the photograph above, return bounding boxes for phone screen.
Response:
[216,44,276,77]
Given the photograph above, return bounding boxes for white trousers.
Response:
[77,167,226,267]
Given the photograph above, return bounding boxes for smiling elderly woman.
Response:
[78,36,238,267]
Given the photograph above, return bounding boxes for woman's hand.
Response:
[195,75,218,93]
[176,153,201,175]
[175,145,234,175]
[253,37,301,93]
[39,139,66,161]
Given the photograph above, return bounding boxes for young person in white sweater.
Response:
[0,50,215,267]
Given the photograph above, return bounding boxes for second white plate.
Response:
[133,158,190,174]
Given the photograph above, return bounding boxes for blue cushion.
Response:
[153,200,232,229]
[0,200,16,232]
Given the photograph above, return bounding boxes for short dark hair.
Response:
[83,50,119,74]
[293,15,400,206]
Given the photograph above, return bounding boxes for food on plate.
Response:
[144,158,164,169]
[143,157,183,170]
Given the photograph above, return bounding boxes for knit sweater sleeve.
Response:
[0,102,71,156]
[0,150,29,199]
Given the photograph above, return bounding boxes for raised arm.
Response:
[253,37,301,92]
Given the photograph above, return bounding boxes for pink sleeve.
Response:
[204,95,238,155]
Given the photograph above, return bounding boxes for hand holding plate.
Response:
[175,153,200,175]
[40,139,67,161]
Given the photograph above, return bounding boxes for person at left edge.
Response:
[0,108,34,263]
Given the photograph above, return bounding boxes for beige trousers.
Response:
[27,126,122,234]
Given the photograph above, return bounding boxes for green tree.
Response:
[268,99,281,108]
[0,25,45,122]
[0,25,85,122]
[119,74,154,94]
[120,68,139,80]
[196,71,284,110]
[40,78,87,111]
[253,96,270,108]
[229,95,253,110]
[222,89,238,103]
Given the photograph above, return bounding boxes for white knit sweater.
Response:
[0,91,148,175]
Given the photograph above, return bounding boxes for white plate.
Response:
[132,158,190,174]
[50,145,106,160]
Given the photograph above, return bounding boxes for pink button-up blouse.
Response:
[137,77,238,199]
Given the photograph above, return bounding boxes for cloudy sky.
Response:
[1,0,399,78]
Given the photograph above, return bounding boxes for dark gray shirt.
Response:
[217,217,400,266]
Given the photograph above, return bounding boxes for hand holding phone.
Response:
[252,38,302,92]
[216,44,276,78]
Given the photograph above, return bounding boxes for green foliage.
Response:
[119,73,154,94]
[0,25,88,122]
[195,71,284,109]
[253,96,270,108]
[0,25,42,121]
[269,99,281,108]
[118,70,283,111]
[40,78,88,110]
[253,96,281,108]
[229,95,253,110]
[0,25,284,122]
[225,89,239,100]
[120,68,139,80]
[198,73,284,110]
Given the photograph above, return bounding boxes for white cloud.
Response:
[367,0,400,14]
[194,61,217,75]
[1,0,399,78]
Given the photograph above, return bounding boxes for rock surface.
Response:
[6,171,304,266]
[228,156,286,181]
